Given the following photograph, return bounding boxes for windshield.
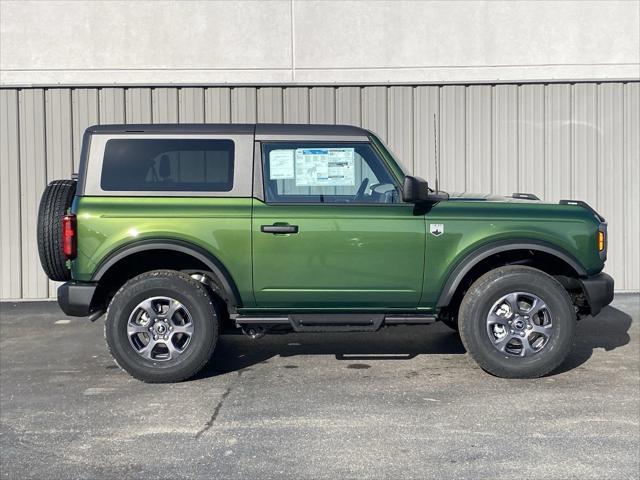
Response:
[368,132,410,179]
[368,131,448,195]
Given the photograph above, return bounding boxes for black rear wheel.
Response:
[37,179,76,281]
[105,270,219,383]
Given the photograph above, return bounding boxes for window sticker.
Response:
[294,148,355,187]
[269,149,295,179]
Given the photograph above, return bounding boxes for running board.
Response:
[291,314,383,332]
[235,313,436,333]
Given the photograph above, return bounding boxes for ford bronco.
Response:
[37,123,614,382]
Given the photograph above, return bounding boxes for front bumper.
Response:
[579,273,614,316]
[57,282,98,317]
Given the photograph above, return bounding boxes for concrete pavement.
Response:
[1,295,638,479]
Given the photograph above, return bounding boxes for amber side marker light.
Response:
[598,230,605,252]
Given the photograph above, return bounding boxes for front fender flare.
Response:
[436,240,587,307]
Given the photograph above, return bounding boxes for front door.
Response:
[252,141,425,309]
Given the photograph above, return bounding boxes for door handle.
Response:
[261,224,299,234]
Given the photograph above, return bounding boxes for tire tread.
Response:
[105,270,218,383]
[458,265,575,379]
[37,179,76,281]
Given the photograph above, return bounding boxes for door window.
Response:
[262,143,401,204]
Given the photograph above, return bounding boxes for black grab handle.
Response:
[261,224,299,234]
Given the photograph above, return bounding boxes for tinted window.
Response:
[101,139,234,191]
[262,143,401,204]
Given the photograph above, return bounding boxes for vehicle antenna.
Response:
[434,113,440,192]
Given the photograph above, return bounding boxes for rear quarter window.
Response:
[100,138,234,192]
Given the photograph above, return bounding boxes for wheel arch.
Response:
[436,240,587,308]
[91,239,242,310]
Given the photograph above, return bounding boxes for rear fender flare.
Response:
[91,239,242,308]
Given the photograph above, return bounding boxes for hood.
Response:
[444,192,606,222]
[447,192,542,203]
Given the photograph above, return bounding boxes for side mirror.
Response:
[402,175,430,203]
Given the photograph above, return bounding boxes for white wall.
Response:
[2,0,639,86]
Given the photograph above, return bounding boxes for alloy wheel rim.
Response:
[127,296,194,361]
[486,292,554,357]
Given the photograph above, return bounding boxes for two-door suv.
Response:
[37,124,614,382]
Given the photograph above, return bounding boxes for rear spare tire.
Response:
[37,179,76,281]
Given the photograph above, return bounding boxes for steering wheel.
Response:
[354,178,369,200]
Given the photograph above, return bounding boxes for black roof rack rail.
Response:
[559,199,606,222]
[512,192,540,200]
[85,123,370,137]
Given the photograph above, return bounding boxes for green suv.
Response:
[37,123,614,382]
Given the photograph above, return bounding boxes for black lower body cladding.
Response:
[58,282,97,317]
[580,273,614,316]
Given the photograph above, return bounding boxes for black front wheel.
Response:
[458,266,576,378]
[105,270,219,383]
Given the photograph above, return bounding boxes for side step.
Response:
[235,313,436,333]
[291,314,384,332]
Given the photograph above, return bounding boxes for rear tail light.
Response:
[62,214,77,259]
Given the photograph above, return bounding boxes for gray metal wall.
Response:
[1,83,638,300]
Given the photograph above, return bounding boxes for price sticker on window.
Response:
[294,148,355,187]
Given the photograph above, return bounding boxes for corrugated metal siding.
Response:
[0,89,22,299]
[0,83,638,299]
[204,88,231,123]
[492,85,518,195]
[624,83,640,290]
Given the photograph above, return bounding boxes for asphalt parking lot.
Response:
[1,295,638,480]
